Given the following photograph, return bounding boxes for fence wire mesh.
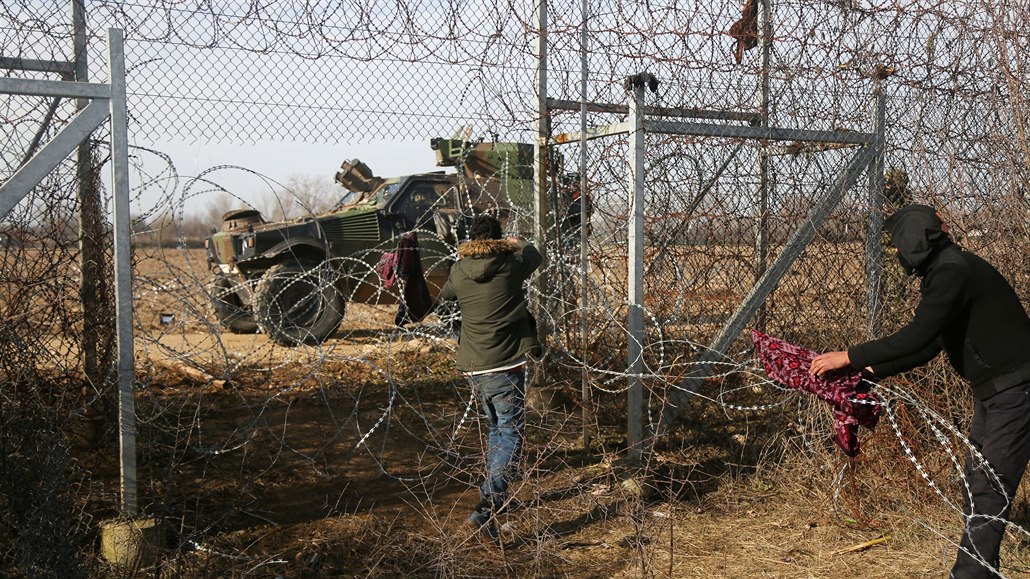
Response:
[2,0,1030,576]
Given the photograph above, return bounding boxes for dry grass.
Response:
[8,243,1030,577]
[79,353,1025,578]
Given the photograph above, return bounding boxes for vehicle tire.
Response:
[208,272,259,334]
[253,261,345,346]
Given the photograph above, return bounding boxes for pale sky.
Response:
[128,138,449,218]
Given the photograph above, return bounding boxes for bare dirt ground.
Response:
[53,247,1030,577]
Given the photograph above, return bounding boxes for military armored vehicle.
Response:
[205,138,545,346]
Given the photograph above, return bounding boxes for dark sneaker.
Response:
[466,510,499,544]
[498,498,523,514]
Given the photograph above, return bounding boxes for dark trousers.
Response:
[952,381,1030,578]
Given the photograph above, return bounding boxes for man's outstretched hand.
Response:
[809,351,851,376]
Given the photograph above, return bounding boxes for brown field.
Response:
[9,244,1030,577]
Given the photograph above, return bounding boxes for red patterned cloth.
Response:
[375,232,433,326]
[751,330,881,457]
[375,251,400,288]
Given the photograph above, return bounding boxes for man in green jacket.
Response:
[439,214,543,540]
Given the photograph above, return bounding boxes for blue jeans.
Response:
[469,368,526,513]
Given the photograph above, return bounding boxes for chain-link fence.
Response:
[3,0,1030,575]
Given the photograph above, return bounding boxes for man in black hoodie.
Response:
[810,204,1030,578]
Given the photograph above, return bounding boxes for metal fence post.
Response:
[578,0,592,448]
[107,28,137,517]
[866,81,887,337]
[533,0,550,356]
[73,0,106,393]
[627,80,645,460]
[754,0,772,331]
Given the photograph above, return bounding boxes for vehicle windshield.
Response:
[336,190,364,207]
[335,181,399,208]
[375,182,401,204]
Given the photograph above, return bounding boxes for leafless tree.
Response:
[258,174,343,221]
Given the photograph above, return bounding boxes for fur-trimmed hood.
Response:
[457,238,519,258]
[454,238,521,283]
[439,238,544,372]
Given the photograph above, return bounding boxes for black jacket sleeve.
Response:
[868,341,941,378]
[849,264,966,371]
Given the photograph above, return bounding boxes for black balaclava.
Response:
[885,204,952,276]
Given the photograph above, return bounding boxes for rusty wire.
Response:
[2,0,1030,575]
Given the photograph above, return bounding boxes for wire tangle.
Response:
[2,0,1030,576]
